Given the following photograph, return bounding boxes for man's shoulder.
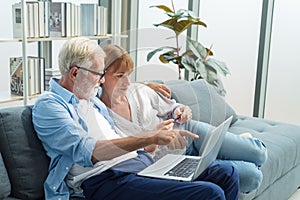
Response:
[35,91,61,103]
[33,91,69,112]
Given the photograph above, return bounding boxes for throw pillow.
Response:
[0,153,11,199]
[0,106,50,199]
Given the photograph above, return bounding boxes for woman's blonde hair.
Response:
[102,44,134,73]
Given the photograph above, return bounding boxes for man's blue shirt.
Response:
[32,78,98,199]
[32,78,153,199]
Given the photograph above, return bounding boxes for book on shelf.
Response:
[38,1,45,37]
[49,2,66,37]
[12,1,47,38]
[12,2,22,38]
[12,1,108,39]
[76,5,82,36]
[10,56,45,96]
[27,3,34,38]
[65,2,72,37]
[44,1,50,37]
[98,6,108,35]
[81,3,98,36]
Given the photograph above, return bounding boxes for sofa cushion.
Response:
[166,79,237,126]
[229,116,300,199]
[0,153,11,199]
[0,106,50,199]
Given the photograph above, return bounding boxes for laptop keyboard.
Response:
[164,158,199,178]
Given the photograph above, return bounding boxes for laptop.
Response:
[137,116,233,182]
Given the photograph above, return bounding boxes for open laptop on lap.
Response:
[137,116,233,182]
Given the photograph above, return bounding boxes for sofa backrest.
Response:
[165,79,237,126]
[0,106,50,199]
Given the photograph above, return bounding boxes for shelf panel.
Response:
[0,90,39,104]
[0,34,128,43]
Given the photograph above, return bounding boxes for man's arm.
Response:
[143,82,172,99]
[33,93,96,167]
[92,129,198,162]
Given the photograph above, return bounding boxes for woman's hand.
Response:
[174,106,192,124]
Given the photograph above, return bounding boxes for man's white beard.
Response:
[73,76,99,99]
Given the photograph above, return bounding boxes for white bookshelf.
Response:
[0,0,123,105]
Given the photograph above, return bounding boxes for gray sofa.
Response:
[0,79,300,199]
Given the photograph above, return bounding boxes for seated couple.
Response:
[32,37,266,200]
[100,44,268,194]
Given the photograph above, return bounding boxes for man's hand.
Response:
[151,129,199,149]
[146,82,171,99]
[174,106,192,124]
[155,119,174,131]
[92,129,198,162]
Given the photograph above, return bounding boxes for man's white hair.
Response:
[58,37,106,76]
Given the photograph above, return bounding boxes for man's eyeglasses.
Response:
[71,66,106,80]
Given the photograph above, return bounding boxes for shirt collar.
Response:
[49,78,78,104]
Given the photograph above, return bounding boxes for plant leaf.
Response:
[187,39,207,58]
[159,54,170,64]
[192,20,207,27]
[173,20,194,34]
[147,46,176,61]
[206,69,218,85]
[166,10,184,18]
[195,59,207,79]
[205,71,226,96]
[153,18,177,31]
[213,78,227,96]
[178,9,194,17]
[181,50,194,57]
[187,15,207,28]
[205,58,230,76]
[181,56,197,73]
[150,5,174,13]
[162,51,178,61]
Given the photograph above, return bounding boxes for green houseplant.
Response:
[147,1,230,96]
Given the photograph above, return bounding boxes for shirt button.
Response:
[52,186,56,190]
[66,167,69,170]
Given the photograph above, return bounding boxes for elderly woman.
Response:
[99,44,267,193]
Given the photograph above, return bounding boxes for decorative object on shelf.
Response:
[10,56,45,96]
[146,0,230,96]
